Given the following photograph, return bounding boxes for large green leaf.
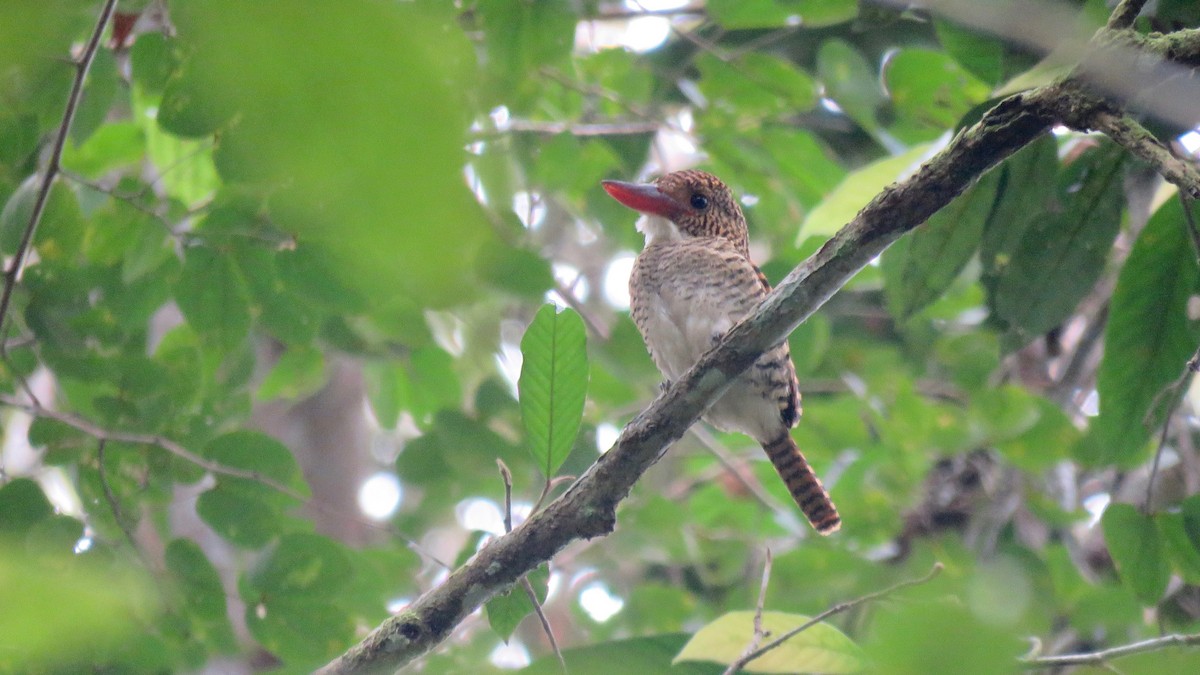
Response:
[0,548,151,671]
[992,142,1125,351]
[169,1,490,309]
[817,40,886,142]
[1079,197,1200,466]
[800,143,933,239]
[882,169,1000,320]
[519,304,588,478]
[674,610,865,673]
[884,49,991,143]
[166,539,231,622]
[980,135,1060,291]
[697,52,818,119]
[1102,503,1170,605]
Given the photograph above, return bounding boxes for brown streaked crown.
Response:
[653,170,748,251]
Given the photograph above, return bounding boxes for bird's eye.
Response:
[690,194,709,210]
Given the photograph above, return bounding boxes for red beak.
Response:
[601,180,683,220]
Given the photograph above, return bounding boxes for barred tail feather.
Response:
[762,435,840,535]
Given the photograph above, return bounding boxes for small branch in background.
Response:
[1106,0,1149,30]
[1022,632,1200,669]
[498,461,565,673]
[724,549,773,675]
[59,169,184,238]
[1086,112,1200,200]
[736,563,944,671]
[0,394,304,500]
[0,0,119,342]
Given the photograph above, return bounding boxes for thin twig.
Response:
[687,426,790,516]
[96,438,139,551]
[1023,632,1200,669]
[736,563,944,670]
[498,461,566,673]
[1145,410,1173,512]
[723,549,773,675]
[498,458,514,534]
[0,0,119,342]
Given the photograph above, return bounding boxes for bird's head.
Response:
[602,170,748,252]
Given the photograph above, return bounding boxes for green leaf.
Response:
[248,533,353,600]
[363,346,462,428]
[1164,493,1200,584]
[60,121,145,178]
[476,0,576,114]
[136,89,220,207]
[519,304,588,478]
[203,430,309,498]
[486,564,550,642]
[698,53,818,119]
[257,346,326,401]
[0,478,53,539]
[980,135,1059,290]
[992,142,1125,351]
[174,246,252,353]
[196,485,283,549]
[71,47,121,146]
[708,0,857,29]
[882,170,1000,319]
[166,539,229,621]
[934,19,1006,85]
[884,49,991,142]
[674,610,865,673]
[130,32,177,94]
[0,549,150,671]
[817,40,886,141]
[477,245,554,298]
[1,175,83,260]
[1160,505,1200,585]
[800,143,932,239]
[1102,503,1170,605]
[1079,197,1200,466]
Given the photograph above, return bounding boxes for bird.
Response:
[602,169,841,535]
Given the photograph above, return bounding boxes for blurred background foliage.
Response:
[2,0,1200,673]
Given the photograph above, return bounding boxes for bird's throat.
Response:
[637,214,683,246]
